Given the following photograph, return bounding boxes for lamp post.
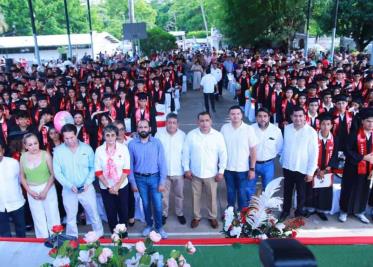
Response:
[330,0,339,65]
[26,0,41,65]
[304,0,312,59]
[86,0,94,59]
[63,0,73,60]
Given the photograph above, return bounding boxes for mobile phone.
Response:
[77,186,84,193]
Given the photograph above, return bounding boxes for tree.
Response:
[140,27,177,55]
[220,0,307,48]
[0,0,89,36]
[151,0,225,34]
[0,10,8,34]
[334,0,373,51]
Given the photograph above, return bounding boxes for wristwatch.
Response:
[249,168,255,171]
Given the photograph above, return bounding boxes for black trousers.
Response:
[0,205,26,237]
[283,168,306,214]
[101,185,129,233]
[204,93,215,112]
[128,187,135,219]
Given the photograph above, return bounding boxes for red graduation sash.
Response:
[1,120,8,144]
[270,91,282,114]
[357,128,373,175]
[333,112,353,136]
[318,134,334,169]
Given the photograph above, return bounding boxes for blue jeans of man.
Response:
[0,205,26,237]
[224,170,248,211]
[247,159,275,202]
[136,174,163,230]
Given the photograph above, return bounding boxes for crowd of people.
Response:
[0,48,373,240]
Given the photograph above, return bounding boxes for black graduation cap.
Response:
[317,112,334,122]
[102,93,112,100]
[136,79,145,85]
[72,110,84,117]
[297,76,306,80]
[321,89,332,98]
[359,108,373,120]
[16,99,28,108]
[284,86,294,92]
[351,96,363,106]
[308,83,318,90]
[268,72,276,77]
[336,69,344,74]
[37,94,48,101]
[46,81,55,89]
[137,92,148,100]
[7,130,29,142]
[298,91,307,98]
[334,93,349,102]
[365,77,373,83]
[39,108,53,117]
[308,98,320,104]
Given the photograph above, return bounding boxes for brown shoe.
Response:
[209,219,219,229]
[191,219,200,228]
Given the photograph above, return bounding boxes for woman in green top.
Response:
[20,133,60,238]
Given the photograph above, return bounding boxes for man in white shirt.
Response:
[183,112,227,229]
[0,142,26,237]
[211,62,223,100]
[251,108,283,200]
[155,113,186,225]
[280,106,318,221]
[200,68,218,113]
[221,106,258,211]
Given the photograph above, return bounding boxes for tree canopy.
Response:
[0,0,372,51]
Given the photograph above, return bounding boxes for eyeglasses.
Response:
[117,128,125,131]
[105,133,117,138]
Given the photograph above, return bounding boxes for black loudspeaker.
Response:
[259,239,317,267]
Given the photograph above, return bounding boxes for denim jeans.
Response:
[247,159,275,202]
[136,174,163,230]
[0,205,26,237]
[224,170,248,211]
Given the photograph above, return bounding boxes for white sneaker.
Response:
[339,212,347,222]
[158,228,168,239]
[355,213,370,224]
[142,226,152,237]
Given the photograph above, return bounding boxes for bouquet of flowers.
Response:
[43,224,196,267]
[222,177,305,239]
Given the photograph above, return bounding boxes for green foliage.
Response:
[140,27,177,55]
[186,30,207,38]
[220,0,307,48]
[0,0,88,35]
[151,0,224,33]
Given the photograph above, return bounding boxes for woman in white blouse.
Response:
[95,124,131,233]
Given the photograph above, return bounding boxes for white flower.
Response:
[276,222,286,233]
[229,226,242,237]
[149,230,162,243]
[78,250,92,263]
[135,241,146,254]
[166,258,178,267]
[258,234,268,240]
[111,233,120,242]
[84,231,99,243]
[52,256,70,267]
[98,254,108,264]
[185,241,196,255]
[284,231,292,236]
[101,248,113,258]
[114,223,127,234]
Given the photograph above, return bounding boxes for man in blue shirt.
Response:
[53,124,103,238]
[128,119,168,239]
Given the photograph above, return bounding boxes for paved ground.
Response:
[23,89,373,238]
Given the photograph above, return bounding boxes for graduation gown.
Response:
[305,133,338,211]
[340,129,372,214]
